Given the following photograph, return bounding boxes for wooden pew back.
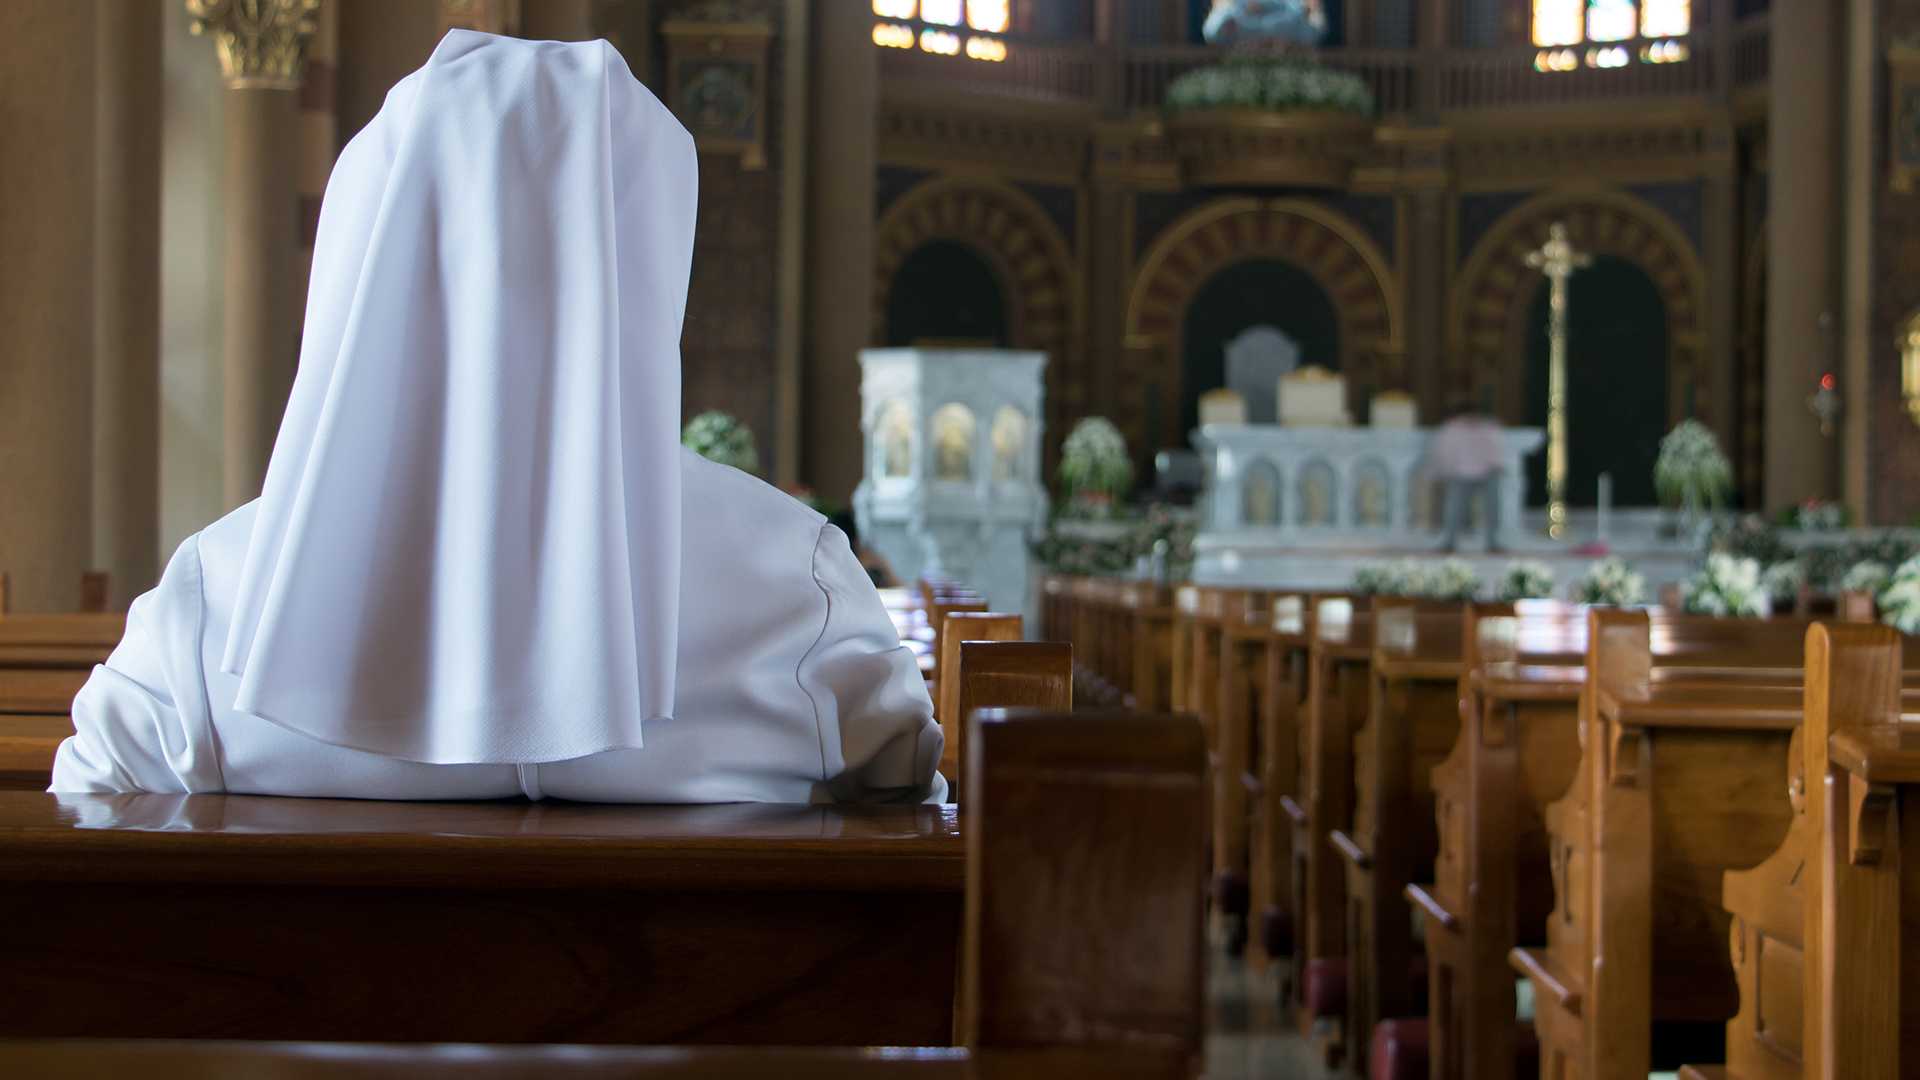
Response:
[936,613,1024,782]
[952,640,1072,797]
[964,707,1206,1063]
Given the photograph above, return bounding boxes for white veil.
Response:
[219,31,693,765]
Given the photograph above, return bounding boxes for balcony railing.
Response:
[880,21,1766,114]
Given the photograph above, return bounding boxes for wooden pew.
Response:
[1336,604,1463,1076]
[0,703,1205,1079]
[0,612,125,669]
[1293,596,1373,1058]
[0,1041,1191,1079]
[1123,580,1176,711]
[0,708,1188,1057]
[1414,602,1581,1080]
[950,640,1072,798]
[936,612,1025,784]
[1517,610,1818,1080]
[1209,588,1265,946]
[0,668,86,791]
[1702,625,1919,1080]
[1247,593,1311,979]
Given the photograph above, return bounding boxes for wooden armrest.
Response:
[1239,770,1261,797]
[1508,947,1582,1017]
[1403,883,1458,933]
[1278,794,1308,828]
[1329,829,1370,870]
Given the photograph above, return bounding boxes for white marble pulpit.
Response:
[851,348,1049,621]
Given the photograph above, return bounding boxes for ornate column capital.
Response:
[187,0,321,90]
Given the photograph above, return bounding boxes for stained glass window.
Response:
[1532,0,1583,46]
[966,0,1009,33]
[920,0,962,25]
[1641,0,1689,36]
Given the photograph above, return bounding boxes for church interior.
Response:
[3,0,1920,1077]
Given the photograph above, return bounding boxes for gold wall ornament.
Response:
[1524,221,1591,541]
[1899,306,1920,428]
[187,0,322,90]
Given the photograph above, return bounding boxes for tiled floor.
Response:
[1202,940,1341,1080]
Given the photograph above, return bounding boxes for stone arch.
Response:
[1123,197,1400,454]
[1450,188,1709,429]
[872,178,1080,444]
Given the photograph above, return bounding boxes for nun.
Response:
[52,32,946,804]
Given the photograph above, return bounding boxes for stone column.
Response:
[802,0,877,503]
[189,0,321,511]
[520,0,594,40]
[0,2,97,612]
[1764,0,1840,509]
[94,0,164,608]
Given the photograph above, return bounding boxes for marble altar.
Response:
[851,348,1049,621]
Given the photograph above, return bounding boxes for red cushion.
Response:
[1304,956,1347,1017]
[1213,867,1249,915]
[1368,1018,1429,1080]
[1259,904,1293,959]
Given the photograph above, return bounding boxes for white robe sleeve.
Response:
[800,524,948,805]
[50,533,225,794]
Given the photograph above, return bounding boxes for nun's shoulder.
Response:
[678,446,826,537]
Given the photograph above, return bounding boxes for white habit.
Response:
[52,33,944,802]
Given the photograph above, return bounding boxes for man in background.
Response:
[1431,404,1506,553]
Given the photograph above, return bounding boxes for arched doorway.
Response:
[1523,255,1669,506]
[884,240,1008,347]
[1180,258,1341,437]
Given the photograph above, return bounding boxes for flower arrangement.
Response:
[1840,560,1893,599]
[680,409,759,474]
[1056,417,1134,518]
[1127,502,1197,581]
[1497,560,1556,603]
[1704,514,1791,567]
[1882,556,1920,635]
[1165,53,1374,116]
[1760,559,1805,605]
[1572,557,1646,606]
[1653,419,1734,522]
[1683,553,1771,618]
[1778,498,1850,532]
[1350,557,1481,600]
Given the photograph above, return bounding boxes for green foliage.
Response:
[680,409,759,474]
[1166,54,1374,116]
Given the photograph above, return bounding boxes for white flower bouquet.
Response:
[1760,560,1805,605]
[1057,417,1134,517]
[1572,557,1645,606]
[1683,553,1772,618]
[1881,556,1920,636]
[1840,560,1893,599]
[680,409,759,474]
[1351,557,1480,600]
[1496,560,1556,603]
[1426,558,1484,601]
[1166,54,1374,116]
[1653,419,1733,522]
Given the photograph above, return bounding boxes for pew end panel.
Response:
[952,641,1072,798]
[962,708,1207,1065]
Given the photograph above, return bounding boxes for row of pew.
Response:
[0,580,1208,1078]
[1041,573,1919,1080]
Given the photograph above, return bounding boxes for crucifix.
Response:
[1525,222,1591,541]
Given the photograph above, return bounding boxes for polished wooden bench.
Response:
[1294,598,1374,1054]
[0,612,125,669]
[1337,604,1463,1076]
[0,704,1203,1061]
[1519,611,1825,1080]
[1243,592,1311,979]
